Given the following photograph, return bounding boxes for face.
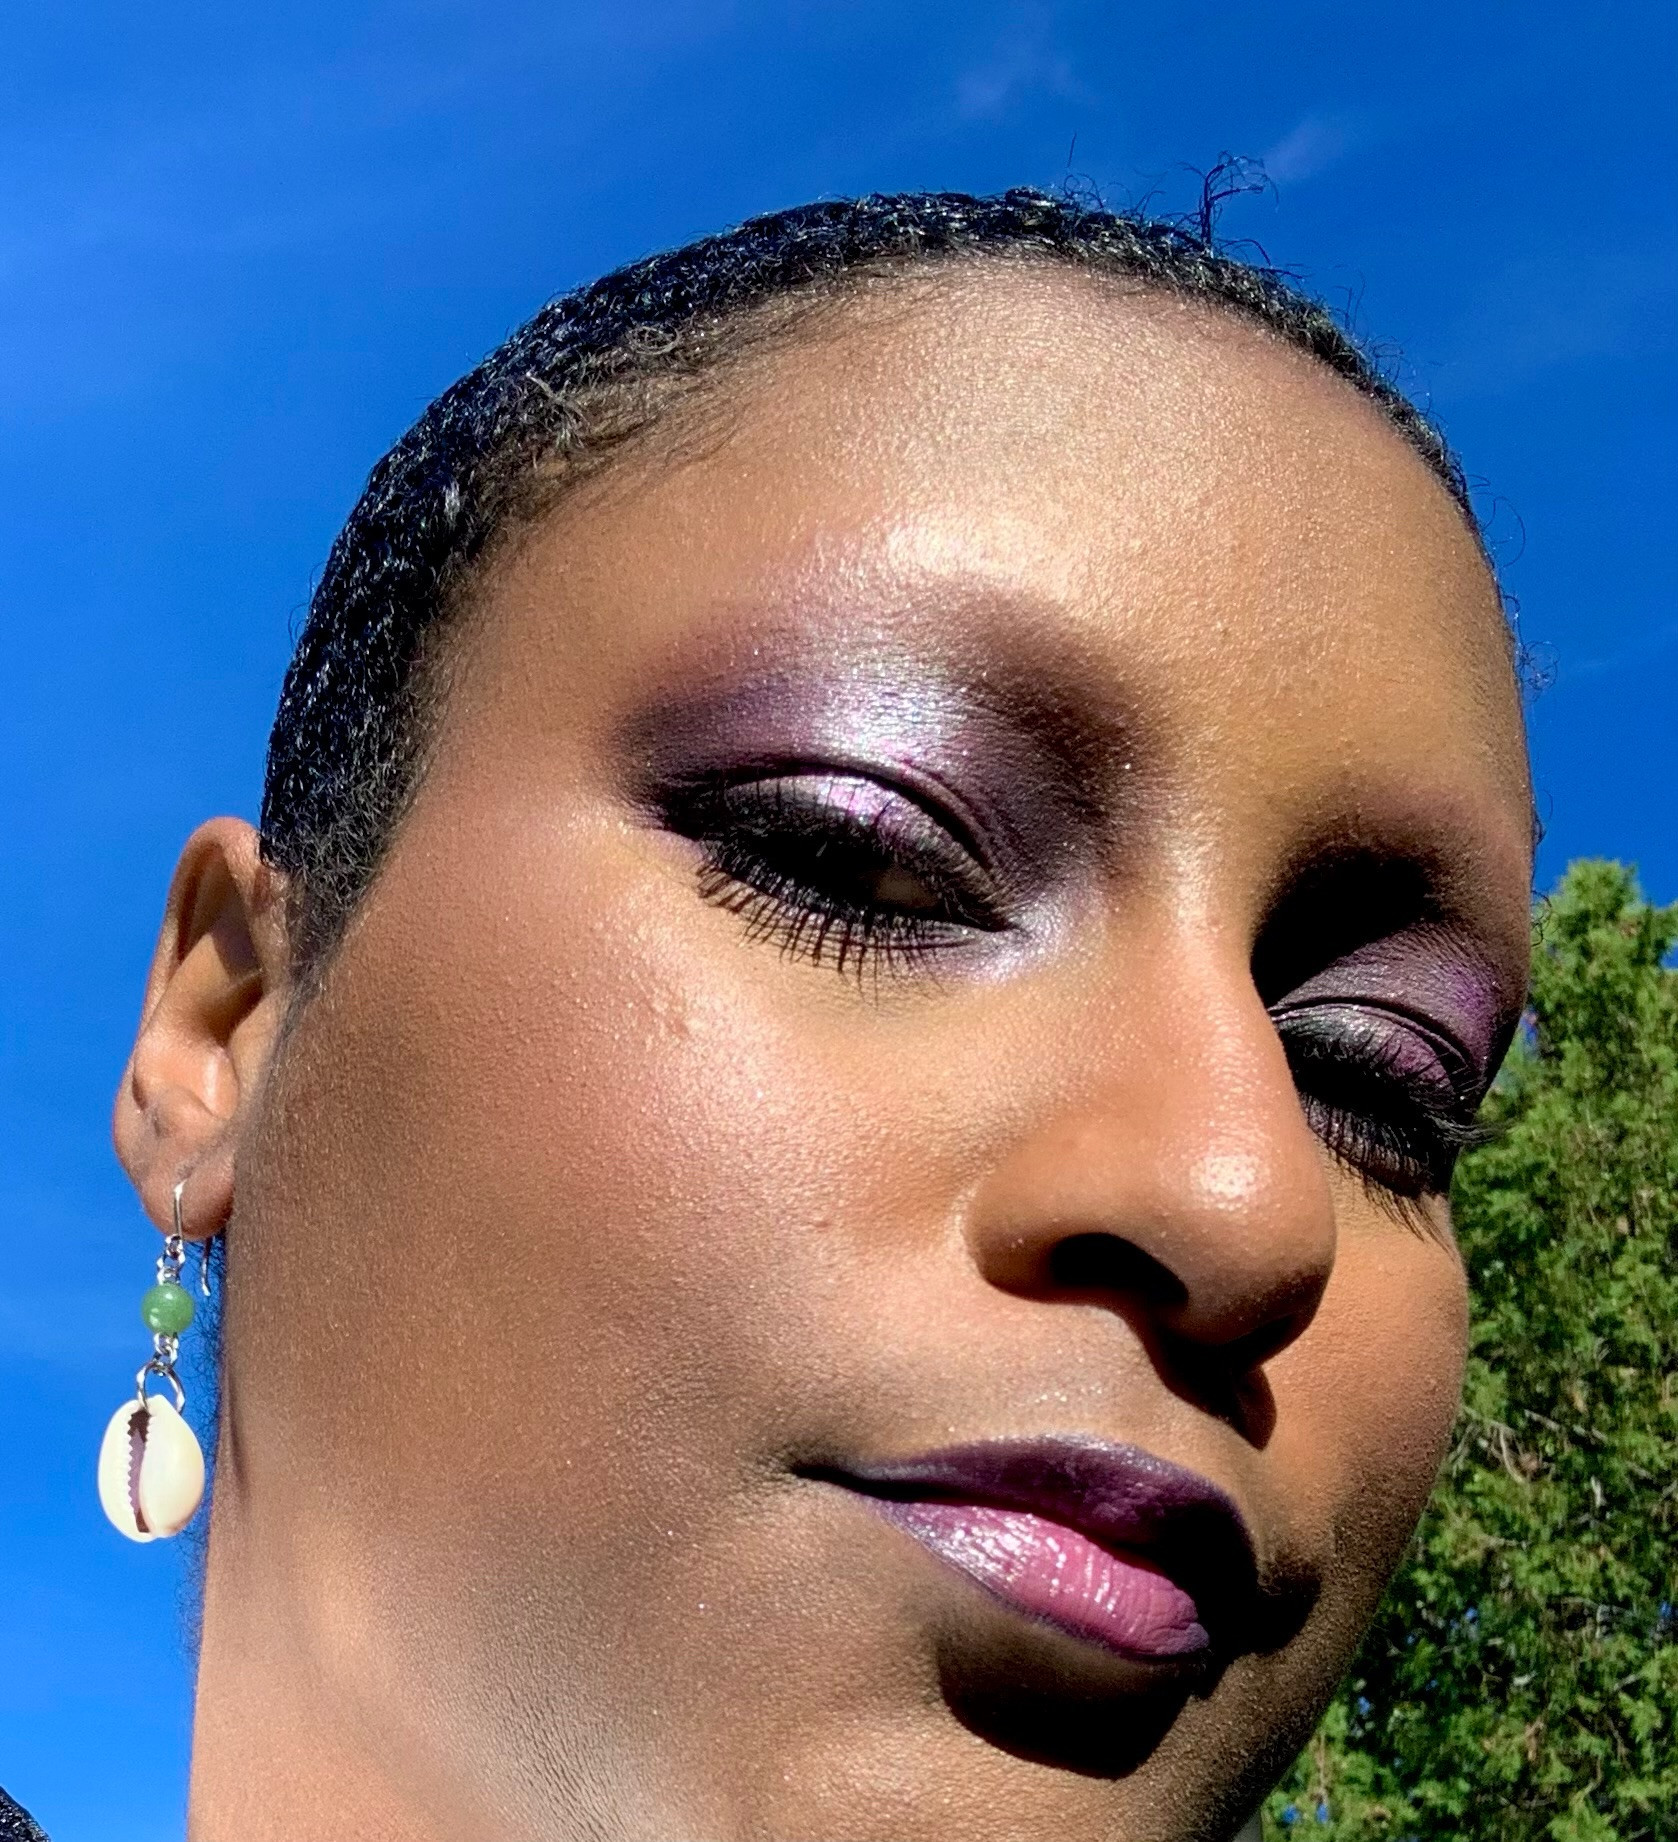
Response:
[193,270,1532,1840]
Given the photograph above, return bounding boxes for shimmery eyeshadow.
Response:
[622,650,1132,895]
[620,639,1523,1081]
[1270,926,1513,1087]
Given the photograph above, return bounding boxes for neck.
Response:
[190,1496,444,1842]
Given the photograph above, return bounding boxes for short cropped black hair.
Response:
[260,186,1480,975]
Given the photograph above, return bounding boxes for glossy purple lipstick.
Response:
[829,1435,1255,1662]
[872,1499,1207,1657]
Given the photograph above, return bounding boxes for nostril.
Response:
[1046,1231,1317,1375]
[1216,1308,1310,1375]
[1048,1233,1187,1310]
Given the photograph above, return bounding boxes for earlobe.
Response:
[113,817,291,1240]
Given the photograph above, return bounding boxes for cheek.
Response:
[248,803,963,1546]
[231,804,951,1782]
[1264,1183,1468,1614]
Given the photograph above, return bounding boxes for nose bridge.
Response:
[967,927,1338,1357]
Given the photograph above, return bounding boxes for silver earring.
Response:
[96,1180,208,1542]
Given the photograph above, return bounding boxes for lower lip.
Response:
[869,1499,1209,1660]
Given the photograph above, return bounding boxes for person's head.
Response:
[116,190,1533,1840]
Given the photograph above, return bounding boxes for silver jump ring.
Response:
[134,1358,187,1414]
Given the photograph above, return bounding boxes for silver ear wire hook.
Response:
[162,1179,187,1285]
[172,1174,214,1298]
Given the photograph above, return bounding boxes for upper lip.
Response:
[820,1434,1261,1649]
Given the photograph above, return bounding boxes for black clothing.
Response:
[0,1786,46,1842]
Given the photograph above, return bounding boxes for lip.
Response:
[820,1435,1258,1664]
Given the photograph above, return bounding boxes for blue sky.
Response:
[2,4,1673,1834]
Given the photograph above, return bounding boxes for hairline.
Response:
[266,233,1503,987]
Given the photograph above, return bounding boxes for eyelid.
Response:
[1271,1002,1489,1202]
[661,763,1016,970]
[686,769,980,875]
[692,758,997,873]
[1264,921,1512,1077]
[1268,996,1480,1096]
[662,760,1016,912]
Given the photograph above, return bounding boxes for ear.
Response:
[113,818,292,1242]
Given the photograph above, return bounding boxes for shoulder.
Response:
[0,1785,47,1842]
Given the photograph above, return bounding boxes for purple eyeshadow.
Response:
[622,654,1126,894]
[1270,928,1512,1087]
[620,640,1522,1097]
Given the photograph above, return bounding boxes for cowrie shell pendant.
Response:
[97,1390,205,1542]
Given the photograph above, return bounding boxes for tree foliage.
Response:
[1266,862,1678,1841]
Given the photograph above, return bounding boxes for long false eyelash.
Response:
[1274,1010,1491,1207]
[695,855,966,976]
[663,772,1008,978]
[666,773,1494,1199]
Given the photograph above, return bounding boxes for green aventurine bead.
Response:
[140,1282,195,1335]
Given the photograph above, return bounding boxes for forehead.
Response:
[461,264,1531,940]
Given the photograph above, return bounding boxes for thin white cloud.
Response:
[1441,241,1678,397]
[955,8,1086,121]
[1558,617,1678,684]
[1262,112,1357,186]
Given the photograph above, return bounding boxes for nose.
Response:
[964,946,1338,1378]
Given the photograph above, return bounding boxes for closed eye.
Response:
[658,769,1011,976]
[1270,1000,1489,1200]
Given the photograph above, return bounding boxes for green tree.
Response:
[1266,861,1678,1842]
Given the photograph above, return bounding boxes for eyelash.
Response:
[660,771,1485,1201]
[660,771,1010,977]
[1269,1006,1488,1202]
